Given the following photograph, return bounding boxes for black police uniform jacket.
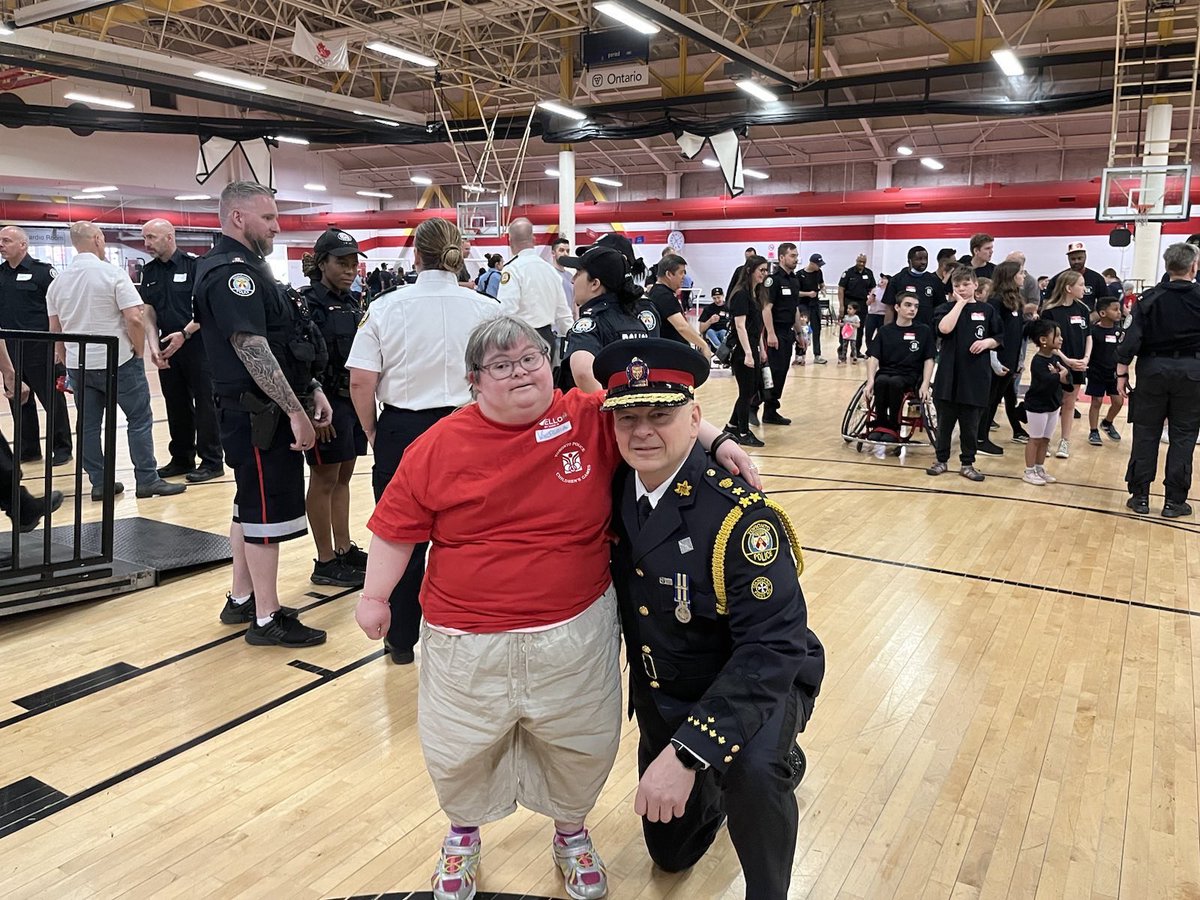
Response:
[610,443,825,773]
[559,292,660,391]
[0,255,56,330]
[301,280,363,396]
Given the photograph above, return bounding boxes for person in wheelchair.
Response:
[865,288,935,441]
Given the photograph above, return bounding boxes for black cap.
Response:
[809,253,825,266]
[710,286,724,296]
[314,228,361,258]
[594,338,710,410]
[559,245,629,292]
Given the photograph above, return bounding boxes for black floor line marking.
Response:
[0,776,69,832]
[289,659,337,679]
[12,662,139,712]
[761,471,1200,535]
[801,545,1198,618]
[0,648,386,840]
[0,586,358,731]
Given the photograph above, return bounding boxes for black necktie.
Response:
[637,495,653,531]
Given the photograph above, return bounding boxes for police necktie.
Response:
[637,495,653,531]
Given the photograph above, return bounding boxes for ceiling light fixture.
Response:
[545,168,561,177]
[920,157,945,171]
[63,91,134,109]
[595,1,660,34]
[374,118,402,127]
[271,134,310,145]
[304,183,327,191]
[462,184,486,194]
[537,100,587,121]
[736,80,779,103]
[591,176,623,187]
[896,145,914,156]
[194,70,267,92]
[174,194,210,201]
[742,168,769,180]
[366,41,438,68]
[81,185,117,193]
[701,159,721,168]
[356,190,394,198]
[70,194,102,200]
[410,175,433,185]
[992,48,1024,77]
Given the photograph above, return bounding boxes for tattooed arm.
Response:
[230,332,302,413]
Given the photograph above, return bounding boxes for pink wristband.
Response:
[360,594,390,606]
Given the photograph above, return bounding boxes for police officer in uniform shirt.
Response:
[1046,241,1109,311]
[194,181,333,648]
[139,218,224,482]
[559,243,659,392]
[882,245,945,329]
[497,217,574,352]
[594,338,824,900]
[1117,241,1200,518]
[865,287,934,440]
[0,225,72,465]
[838,252,876,357]
[759,242,802,424]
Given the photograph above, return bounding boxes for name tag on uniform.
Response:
[535,421,572,443]
[1105,334,1118,343]
[15,273,31,282]
[1011,310,1018,316]
[173,273,188,283]
[862,274,869,279]
[903,332,916,340]
[1070,316,1084,325]
[971,312,985,321]
[781,288,793,295]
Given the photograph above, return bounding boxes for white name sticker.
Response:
[1070,316,1084,325]
[535,421,572,443]
[781,288,793,295]
[971,312,985,321]
[1105,334,1117,343]
[15,273,31,281]
[173,273,188,283]
[903,332,916,340]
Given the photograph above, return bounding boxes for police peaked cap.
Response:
[593,338,710,410]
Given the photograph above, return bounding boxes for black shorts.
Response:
[1068,370,1087,387]
[218,405,307,545]
[1085,371,1119,397]
[305,394,368,466]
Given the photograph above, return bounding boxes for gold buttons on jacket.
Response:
[641,645,651,654]
[731,745,741,753]
[636,568,644,577]
[650,680,660,689]
[724,755,733,763]
[638,606,649,616]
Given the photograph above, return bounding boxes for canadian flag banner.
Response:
[291,20,349,72]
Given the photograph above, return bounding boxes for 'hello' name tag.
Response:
[1105,334,1117,343]
[535,421,572,442]
[15,273,32,281]
[971,312,985,321]
[173,273,188,283]
[781,288,793,295]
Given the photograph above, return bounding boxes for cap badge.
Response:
[626,357,649,387]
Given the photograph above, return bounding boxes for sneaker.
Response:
[1011,432,1030,445]
[432,833,481,900]
[91,481,124,501]
[1127,495,1150,515]
[977,441,1005,456]
[873,444,887,459]
[989,420,1000,431]
[738,431,765,448]
[156,460,195,478]
[339,542,368,570]
[851,357,859,364]
[1055,439,1070,459]
[186,466,225,483]
[814,357,828,365]
[1101,420,1122,441]
[763,413,792,426]
[553,829,608,900]
[926,461,949,476]
[311,557,365,587]
[1023,467,1046,485]
[1035,465,1056,484]
[245,609,327,647]
[220,592,297,625]
[1163,500,1193,518]
[136,479,187,498]
[748,410,761,426]
[960,465,985,482]
[51,450,72,467]
[1088,430,1103,446]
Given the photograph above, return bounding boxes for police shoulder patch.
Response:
[638,309,657,331]
[742,518,780,566]
[572,317,596,333]
[228,273,256,297]
[764,276,774,288]
[500,271,511,285]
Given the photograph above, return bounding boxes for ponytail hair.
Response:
[415,218,465,274]
[301,252,320,281]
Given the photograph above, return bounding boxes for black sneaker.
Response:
[763,413,792,426]
[1126,495,1150,515]
[339,542,368,570]
[311,557,365,587]
[1088,430,1103,446]
[749,410,761,426]
[220,592,297,624]
[384,638,415,665]
[977,441,1004,456]
[1012,432,1030,445]
[157,460,195,478]
[989,420,1000,431]
[51,451,72,467]
[960,465,985,482]
[245,609,327,647]
[1163,500,1193,518]
[1101,420,1122,441]
[18,490,63,533]
[738,431,765,448]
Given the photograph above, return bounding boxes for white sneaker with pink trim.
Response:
[432,832,480,900]
[552,829,608,899]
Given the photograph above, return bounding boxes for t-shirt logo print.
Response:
[554,440,592,484]
[974,324,985,340]
[562,451,582,474]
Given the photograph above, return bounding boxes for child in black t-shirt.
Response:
[1084,296,1125,445]
[1023,320,1072,485]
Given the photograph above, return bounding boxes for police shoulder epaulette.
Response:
[703,466,804,615]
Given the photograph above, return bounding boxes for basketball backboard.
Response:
[456,200,500,238]
[1097,164,1192,222]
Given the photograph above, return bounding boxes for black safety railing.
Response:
[0,329,119,590]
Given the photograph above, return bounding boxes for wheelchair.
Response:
[841,380,938,454]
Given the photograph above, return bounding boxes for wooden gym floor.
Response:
[0,359,1197,899]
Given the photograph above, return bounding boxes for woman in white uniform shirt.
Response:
[348,218,500,664]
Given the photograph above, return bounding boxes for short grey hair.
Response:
[219,181,274,226]
[1164,242,1200,276]
[465,316,549,376]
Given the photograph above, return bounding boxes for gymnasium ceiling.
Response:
[0,0,1186,197]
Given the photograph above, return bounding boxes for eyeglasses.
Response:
[476,350,548,379]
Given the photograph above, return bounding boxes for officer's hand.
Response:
[766,334,779,350]
[635,745,696,824]
[149,348,169,370]
[354,593,391,640]
[715,439,764,490]
[288,409,317,452]
[161,332,185,359]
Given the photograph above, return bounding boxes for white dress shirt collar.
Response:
[635,456,689,509]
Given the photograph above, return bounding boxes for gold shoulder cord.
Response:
[711,501,805,616]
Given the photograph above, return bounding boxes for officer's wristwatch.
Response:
[671,739,709,771]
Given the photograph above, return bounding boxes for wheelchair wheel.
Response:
[841,382,870,445]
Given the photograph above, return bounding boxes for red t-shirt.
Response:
[368,389,621,632]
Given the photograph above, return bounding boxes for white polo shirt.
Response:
[45,252,143,369]
[346,269,500,409]
[497,247,575,334]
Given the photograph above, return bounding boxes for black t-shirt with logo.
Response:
[868,321,935,383]
[838,266,876,302]
[1043,300,1090,361]
[699,302,730,331]
[931,300,1004,406]
[1086,321,1124,374]
[1046,267,1109,311]
[1025,353,1065,413]
[796,268,824,309]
